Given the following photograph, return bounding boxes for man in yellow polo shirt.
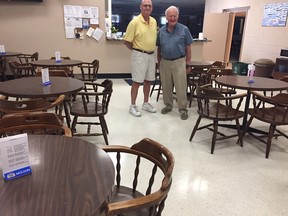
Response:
[124,0,157,117]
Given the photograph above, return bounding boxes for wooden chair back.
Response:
[279,75,288,83]
[0,58,7,81]
[75,59,99,82]
[0,112,72,137]
[35,69,68,77]
[8,60,22,78]
[212,61,226,68]
[18,52,39,64]
[49,56,74,77]
[102,138,175,216]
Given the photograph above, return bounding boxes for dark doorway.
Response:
[230,15,246,62]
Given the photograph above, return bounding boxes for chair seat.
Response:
[248,107,288,125]
[109,186,149,216]
[201,103,244,120]
[70,101,105,116]
[218,88,237,95]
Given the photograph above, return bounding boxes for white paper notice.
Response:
[90,18,99,25]
[41,68,51,86]
[92,28,104,41]
[0,45,5,53]
[86,27,95,37]
[89,7,99,18]
[65,27,76,39]
[0,134,31,181]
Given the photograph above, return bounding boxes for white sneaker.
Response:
[142,102,156,113]
[129,105,141,117]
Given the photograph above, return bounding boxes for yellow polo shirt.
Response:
[124,14,157,52]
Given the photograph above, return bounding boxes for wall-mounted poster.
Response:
[262,2,288,27]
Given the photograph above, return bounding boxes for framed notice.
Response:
[262,2,288,27]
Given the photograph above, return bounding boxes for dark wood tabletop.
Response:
[0,52,22,57]
[215,75,288,91]
[0,135,115,216]
[31,59,82,67]
[0,76,84,98]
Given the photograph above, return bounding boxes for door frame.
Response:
[223,7,250,63]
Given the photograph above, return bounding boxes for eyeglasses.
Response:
[143,4,152,8]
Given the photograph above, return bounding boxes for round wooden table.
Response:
[0,76,83,98]
[215,75,288,129]
[215,75,288,91]
[0,52,22,57]
[31,59,82,68]
[0,135,115,216]
[0,76,84,127]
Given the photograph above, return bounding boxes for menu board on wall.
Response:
[262,2,288,27]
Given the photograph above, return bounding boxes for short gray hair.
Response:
[165,6,179,16]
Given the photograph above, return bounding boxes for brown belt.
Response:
[163,55,186,61]
[133,48,154,55]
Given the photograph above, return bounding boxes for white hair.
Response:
[165,6,179,16]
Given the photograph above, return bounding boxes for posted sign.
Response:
[0,134,31,181]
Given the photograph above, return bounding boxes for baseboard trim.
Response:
[97,73,131,79]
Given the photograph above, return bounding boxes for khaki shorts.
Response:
[131,50,156,83]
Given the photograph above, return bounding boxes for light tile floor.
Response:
[77,79,288,216]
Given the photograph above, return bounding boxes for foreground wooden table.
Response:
[0,135,115,216]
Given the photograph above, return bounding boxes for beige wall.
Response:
[205,0,288,64]
[0,0,131,74]
[1,0,287,74]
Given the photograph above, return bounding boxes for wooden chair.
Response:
[0,112,72,137]
[204,68,237,96]
[8,60,24,78]
[280,75,288,82]
[50,56,74,77]
[35,70,71,121]
[70,79,113,145]
[0,95,65,118]
[102,138,174,216]
[74,59,99,82]
[189,84,246,154]
[35,69,69,77]
[241,91,288,158]
[0,58,7,81]
[187,66,209,107]
[17,52,39,76]
[150,63,162,101]
[212,61,226,68]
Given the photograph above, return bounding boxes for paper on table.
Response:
[92,28,104,41]
[0,133,32,181]
[41,68,51,86]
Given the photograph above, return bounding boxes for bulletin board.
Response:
[63,5,101,39]
[262,2,288,27]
